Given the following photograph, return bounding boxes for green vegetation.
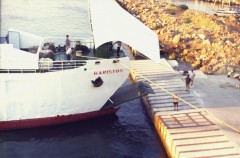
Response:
[184,18,191,24]
[179,4,189,10]
[169,10,176,15]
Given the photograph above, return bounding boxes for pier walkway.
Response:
[130,59,240,158]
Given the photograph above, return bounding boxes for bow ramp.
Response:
[89,0,160,62]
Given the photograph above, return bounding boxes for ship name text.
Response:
[94,69,123,75]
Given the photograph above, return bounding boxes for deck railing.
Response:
[39,59,87,72]
[0,59,88,73]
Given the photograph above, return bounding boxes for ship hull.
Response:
[0,108,118,130]
[0,57,130,130]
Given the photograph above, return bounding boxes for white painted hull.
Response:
[0,57,130,122]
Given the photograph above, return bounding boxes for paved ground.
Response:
[189,73,240,146]
[132,60,240,157]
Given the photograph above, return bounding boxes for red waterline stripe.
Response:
[0,108,118,130]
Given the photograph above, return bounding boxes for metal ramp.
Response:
[101,81,154,110]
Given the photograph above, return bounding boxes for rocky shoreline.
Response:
[118,0,240,75]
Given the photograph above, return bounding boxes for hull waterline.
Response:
[0,108,118,130]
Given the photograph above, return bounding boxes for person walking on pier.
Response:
[189,69,195,85]
[173,93,179,111]
[185,74,191,92]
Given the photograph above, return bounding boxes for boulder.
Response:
[197,34,205,40]
[120,0,240,75]
[169,53,177,60]
[225,40,233,46]
[172,34,181,44]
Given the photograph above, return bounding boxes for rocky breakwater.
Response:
[118,0,240,74]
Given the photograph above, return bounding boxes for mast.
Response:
[87,0,96,52]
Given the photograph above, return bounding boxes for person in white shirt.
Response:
[65,35,71,60]
[189,69,196,85]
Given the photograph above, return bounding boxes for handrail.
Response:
[38,59,88,72]
[0,59,88,73]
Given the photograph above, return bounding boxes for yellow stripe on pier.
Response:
[130,59,240,158]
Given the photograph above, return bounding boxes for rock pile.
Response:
[118,0,240,74]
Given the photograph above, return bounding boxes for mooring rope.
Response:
[115,57,240,134]
[44,53,240,134]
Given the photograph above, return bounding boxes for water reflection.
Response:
[1,0,92,38]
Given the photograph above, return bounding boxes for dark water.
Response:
[0,0,167,157]
[0,97,167,158]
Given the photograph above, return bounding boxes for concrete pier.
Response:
[130,59,240,158]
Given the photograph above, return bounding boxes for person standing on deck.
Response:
[48,42,56,61]
[113,41,122,57]
[65,35,71,60]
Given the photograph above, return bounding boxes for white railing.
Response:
[39,59,87,72]
[0,59,88,73]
